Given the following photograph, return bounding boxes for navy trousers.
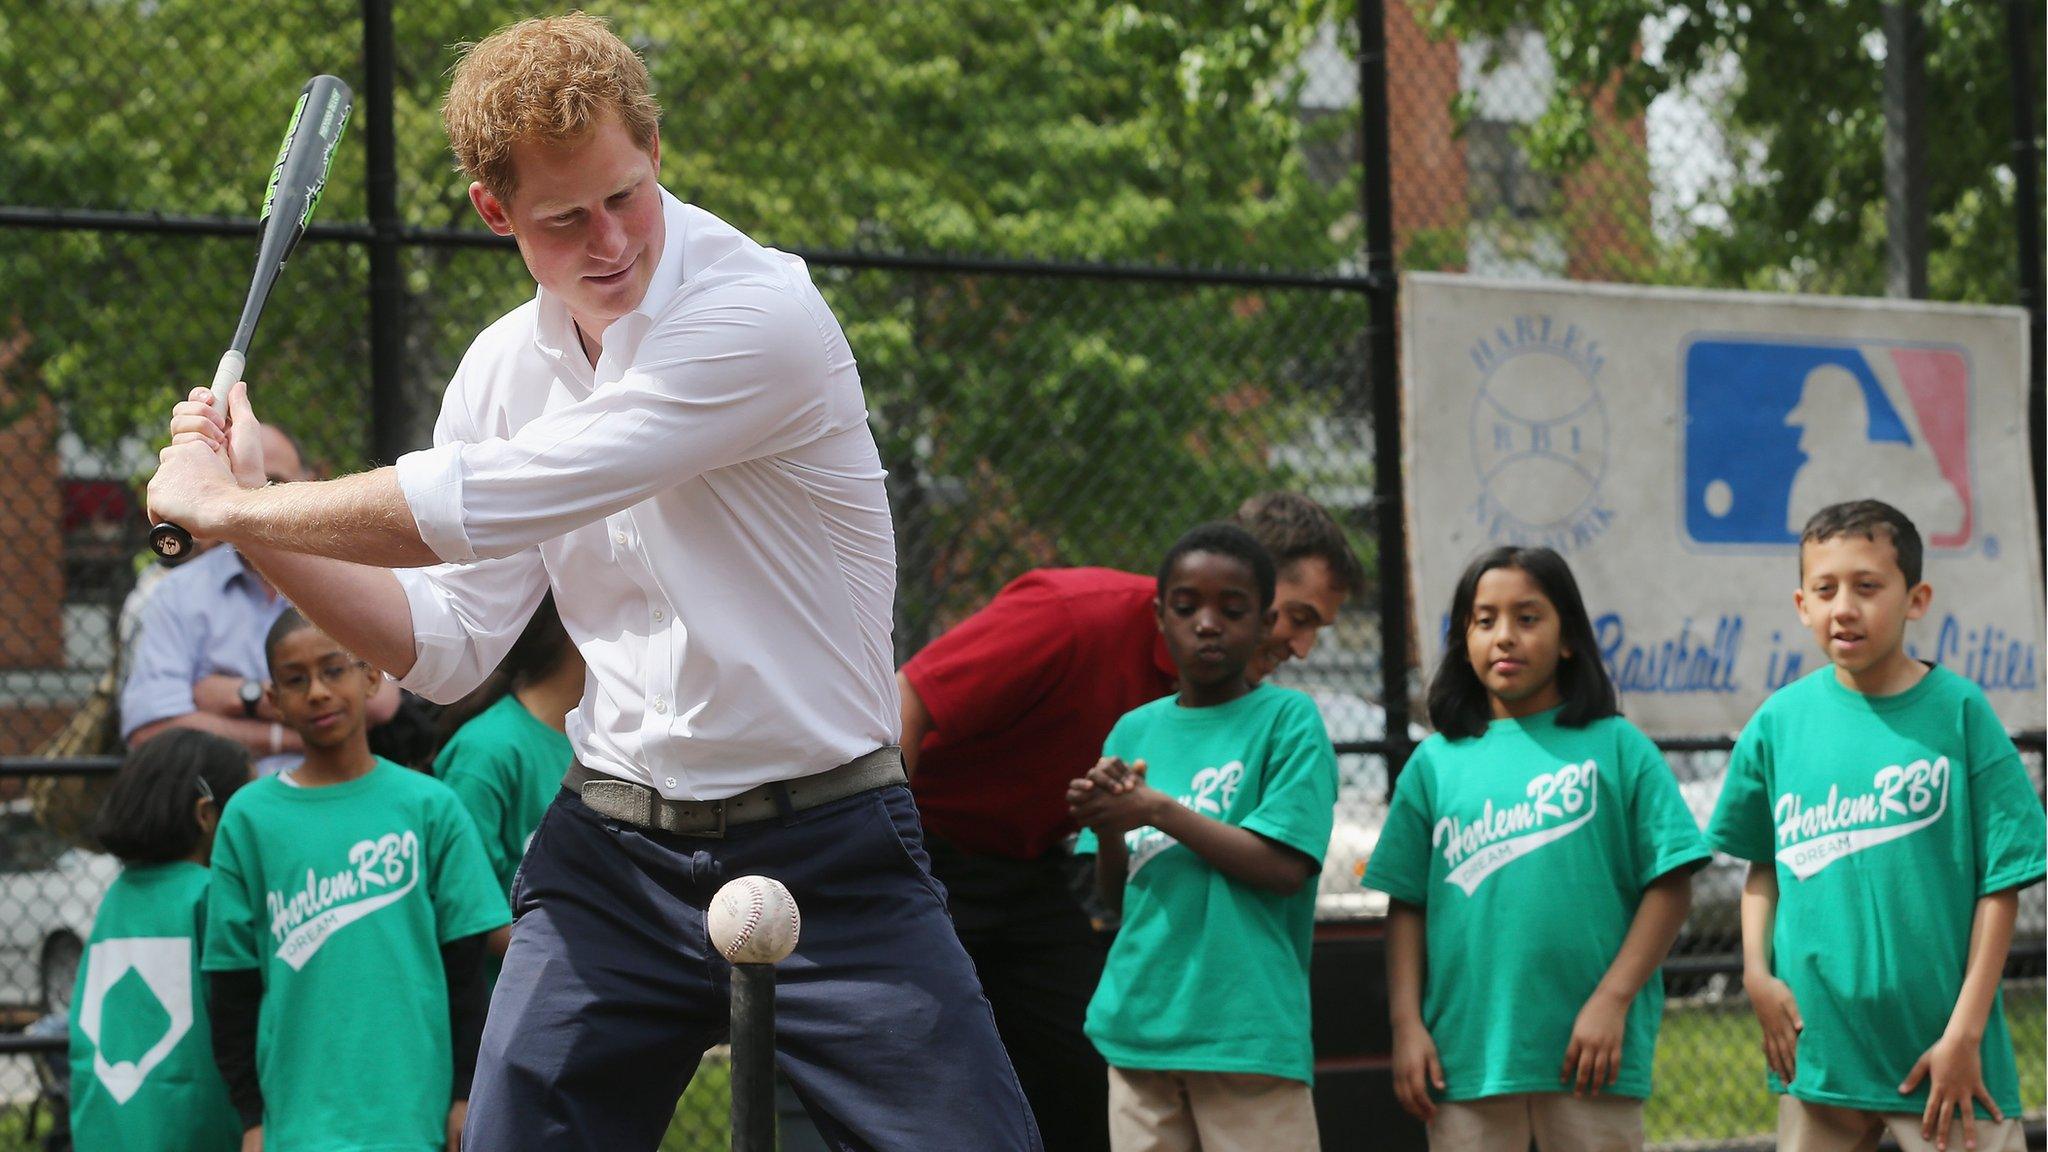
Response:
[464,783,1043,1152]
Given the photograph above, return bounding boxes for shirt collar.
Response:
[190,544,252,594]
[219,546,275,599]
[532,186,693,365]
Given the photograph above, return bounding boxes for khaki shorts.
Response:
[1107,1066,1321,1152]
[1778,1095,2029,1152]
[1428,1093,1644,1152]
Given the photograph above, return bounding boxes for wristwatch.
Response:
[238,678,264,719]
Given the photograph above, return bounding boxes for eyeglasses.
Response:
[271,660,368,696]
[195,775,215,803]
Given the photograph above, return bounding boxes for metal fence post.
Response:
[1882,1,1929,300]
[1359,0,1413,779]
[2007,0,2045,544]
[363,0,408,465]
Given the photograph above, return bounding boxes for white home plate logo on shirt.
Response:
[1433,760,1601,895]
[1773,757,1950,880]
[78,937,194,1104]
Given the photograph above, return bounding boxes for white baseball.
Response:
[709,875,801,964]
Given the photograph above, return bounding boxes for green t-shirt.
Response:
[1362,710,1711,1102]
[204,759,512,1152]
[432,694,571,901]
[1705,665,2046,1117]
[70,861,242,1152]
[1079,684,1337,1084]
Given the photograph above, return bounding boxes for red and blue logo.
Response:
[1682,337,1972,548]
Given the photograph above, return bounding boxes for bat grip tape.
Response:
[208,349,247,398]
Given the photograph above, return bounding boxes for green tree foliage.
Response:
[566,2,1366,635]
[1,0,1369,637]
[1425,0,2043,302]
[0,0,373,460]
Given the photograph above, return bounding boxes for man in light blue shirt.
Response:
[120,425,396,773]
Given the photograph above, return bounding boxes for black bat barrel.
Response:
[149,74,353,562]
[233,73,352,355]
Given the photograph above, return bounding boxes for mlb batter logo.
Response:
[1682,338,1972,548]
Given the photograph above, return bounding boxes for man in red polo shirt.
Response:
[899,492,1363,1152]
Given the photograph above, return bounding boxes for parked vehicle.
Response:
[0,800,117,1015]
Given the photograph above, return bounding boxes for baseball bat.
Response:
[149,74,354,560]
[729,964,777,1152]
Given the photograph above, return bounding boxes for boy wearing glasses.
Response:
[204,609,509,1152]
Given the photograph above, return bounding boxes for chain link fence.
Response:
[0,0,2041,1148]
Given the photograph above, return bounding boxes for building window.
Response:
[1466,119,1554,222]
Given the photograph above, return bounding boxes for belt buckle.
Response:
[680,797,728,839]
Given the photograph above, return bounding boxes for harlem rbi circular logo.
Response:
[1466,315,1614,550]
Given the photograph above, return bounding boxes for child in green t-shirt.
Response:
[204,609,511,1152]
[70,729,255,1152]
[431,593,582,980]
[1707,500,2046,1152]
[1066,523,1338,1151]
[1362,545,1709,1151]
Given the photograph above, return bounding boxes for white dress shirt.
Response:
[392,190,898,799]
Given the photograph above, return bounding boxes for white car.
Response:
[0,800,118,1015]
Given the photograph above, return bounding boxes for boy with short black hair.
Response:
[1707,499,2045,1152]
[205,610,510,1151]
[1067,523,1338,1151]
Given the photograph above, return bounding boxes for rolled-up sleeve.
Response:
[395,441,472,563]
[394,280,832,564]
[389,368,552,703]
[391,553,550,703]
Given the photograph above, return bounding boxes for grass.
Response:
[660,1054,733,1152]
[0,1056,741,1152]
[2,986,2040,1150]
[1646,980,2046,1146]
[0,1103,61,1152]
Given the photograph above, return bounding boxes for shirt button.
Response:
[614,530,629,547]
[652,696,668,714]
[665,777,678,788]
[652,608,664,622]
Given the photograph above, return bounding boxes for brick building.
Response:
[1306,3,1651,281]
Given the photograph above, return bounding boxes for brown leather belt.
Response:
[564,746,906,838]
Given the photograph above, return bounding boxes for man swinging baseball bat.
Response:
[147,14,1039,1152]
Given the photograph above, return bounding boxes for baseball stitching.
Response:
[730,885,765,961]
[718,878,799,961]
